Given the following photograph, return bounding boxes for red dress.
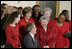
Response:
[35,19,55,48]
[5,25,21,48]
[53,20,70,48]
[68,20,71,31]
[17,17,34,40]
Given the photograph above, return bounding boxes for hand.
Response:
[19,47,22,48]
[43,45,49,48]
[64,46,68,48]
[68,31,71,33]
[1,45,5,48]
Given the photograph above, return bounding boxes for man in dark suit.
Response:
[23,23,41,48]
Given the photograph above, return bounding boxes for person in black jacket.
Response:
[23,23,41,48]
[1,9,6,48]
[1,9,10,48]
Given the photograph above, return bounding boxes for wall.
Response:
[1,1,71,20]
[59,1,71,20]
[1,1,36,8]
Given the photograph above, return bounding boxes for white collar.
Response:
[29,32,34,39]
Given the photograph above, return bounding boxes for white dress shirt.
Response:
[29,32,35,40]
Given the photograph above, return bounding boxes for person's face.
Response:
[58,15,65,23]
[15,14,20,23]
[31,24,37,35]
[41,19,48,26]
[44,11,51,19]
[34,6,40,14]
[25,12,32,19]
[66,12,69,20]
[5,5,8,9]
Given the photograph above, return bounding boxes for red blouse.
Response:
[35,19,55,48]
[53,20,70,48]
[17,17,34,41]
[5,25,21,48]
[68,20,71,31]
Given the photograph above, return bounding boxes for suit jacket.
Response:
[23,33,41,48]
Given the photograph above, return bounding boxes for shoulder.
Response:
[5,25,12,34]
[29,18,34,23]
[19,18,24,23]
[64,21,69,25]
[5,25,11,30]
[49,19,55,23]
[23,33,32,41]
[64,21,69,27]
[69,20,71,23]
[48,19,55,26]
[18,18,25,25]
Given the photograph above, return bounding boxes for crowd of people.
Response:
[1,3,71,48]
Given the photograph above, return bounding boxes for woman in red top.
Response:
[35,7,55,48]
[61,10,71,31]
[4,12,21,48]
[61,10,71,48]
[17,7,34,41]
[35,16,55,48]
[52,13,70,48]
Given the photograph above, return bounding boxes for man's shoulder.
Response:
[23,33,32,40]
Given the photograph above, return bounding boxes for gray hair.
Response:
[43,7,52,14]
[26,23,34,32]
[39,16,49,22]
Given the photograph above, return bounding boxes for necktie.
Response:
[33,37,37,48]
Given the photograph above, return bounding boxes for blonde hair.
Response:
[23,7,32,16]
[39,16,49,22]
[43,7,52,14]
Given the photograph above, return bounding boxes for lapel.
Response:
[28,33,37,48]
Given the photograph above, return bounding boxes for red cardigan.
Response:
[5,25,21,48]
[35,20,55,48]
[17,17,34,41]
[68,20,71,31]
[53,20,70,48]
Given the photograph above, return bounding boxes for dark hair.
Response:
[57,13,65,21]
[3,11,19,29]
[26,23,34,32]
[32,5,42,21]
[59,13,65,17]
[18,7,23,11]
[61,10,69,17]
[1,3,7,6]
[1,3,7,9]
[32,5,40,12]
[23,7,32,16]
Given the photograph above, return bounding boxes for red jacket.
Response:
[35,19,55,48]
[53,20,70,48]
[5,25,21,48]
[68,20,71,31]
[17,17,34,41]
